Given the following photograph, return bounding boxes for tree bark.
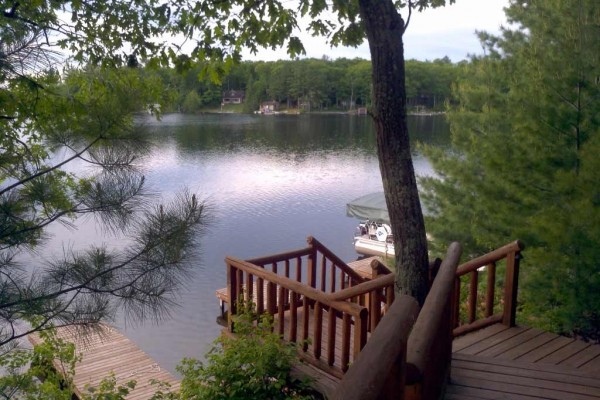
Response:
[358,0,429,305]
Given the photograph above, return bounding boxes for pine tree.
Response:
[1,5,209,348]
[422,0,600,340]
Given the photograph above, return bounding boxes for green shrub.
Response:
[178,306,321,400]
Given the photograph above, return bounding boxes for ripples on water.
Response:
[31,113,449,375]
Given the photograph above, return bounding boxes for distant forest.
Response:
[154,56,461,113]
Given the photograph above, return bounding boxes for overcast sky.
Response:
[242,0,509,62]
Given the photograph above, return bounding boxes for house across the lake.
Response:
[222,90,245,104]
[260,100,280,114]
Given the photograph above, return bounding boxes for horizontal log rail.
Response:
[329,273,395,332]
[452,240,524,337]
[329,274,395,302]
[245,247,312,265]
[226,256,368,374]
[307,236,367,288]
[406,242,462,400]
[333,243,462,400]
[331,295,419,400]
[242,237,366,298]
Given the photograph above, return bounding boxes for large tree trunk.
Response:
[358,0,429,305]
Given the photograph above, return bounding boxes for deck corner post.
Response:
[502,251,521,327]
[307,237,317,289]
[353,307,369,358]
[226,260,237,332]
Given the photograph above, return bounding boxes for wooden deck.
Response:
[448,324,600,399]
[216,246,600,399]
[29,324,179,399]
[291,323,600,399]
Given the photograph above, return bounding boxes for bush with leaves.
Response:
[178,305,321,400]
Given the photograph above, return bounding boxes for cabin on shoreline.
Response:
[222,90,245,104]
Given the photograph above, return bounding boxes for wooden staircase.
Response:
[217,237,600,399]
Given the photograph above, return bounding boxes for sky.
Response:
[242,0,510,62]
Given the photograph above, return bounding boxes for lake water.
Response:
[38,113,449,375]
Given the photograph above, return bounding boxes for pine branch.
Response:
[0,136,102,198]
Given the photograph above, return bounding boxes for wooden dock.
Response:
[29,324,179,399]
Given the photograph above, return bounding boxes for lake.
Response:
[38,113,449,375]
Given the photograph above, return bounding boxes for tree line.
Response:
[156,57,459,113]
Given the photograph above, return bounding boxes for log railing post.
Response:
[307,238,317,289]
[502,251,521,327]
[452,240,524,336]
[227,262,238,332]
[451,278,460,329]
[485,262,496,317]
[353,307,369,359]
[468,270,478,323]
[332,296,419,400]
[313,302,323,360]
[406,242,462,400]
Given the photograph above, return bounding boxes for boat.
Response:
[346,192,395,257]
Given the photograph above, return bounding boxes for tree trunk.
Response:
[358,0,429,305]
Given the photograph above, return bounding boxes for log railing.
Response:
[331,295,419,400]
[405,242,462,400]
[329,271,395,332]
[226,256,369,375]
[452,240,524,337]
[245,236,366,295]
[332,242,462,400]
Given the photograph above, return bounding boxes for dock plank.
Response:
[346,256,382,280]
[28,324,179,399]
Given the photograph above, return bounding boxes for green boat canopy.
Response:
[346,192,389,223]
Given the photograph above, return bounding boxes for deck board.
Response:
[449,326,600,399]
[477,328,544,358]
[560,344,600,368]
[456,325,529,355]
[496,330,557,360]
[453,353,600,383]
[538,339,592,365]
[581,355,600,375]
[452,323,510,352]
[28,324,179,399]
[515,335,575,363]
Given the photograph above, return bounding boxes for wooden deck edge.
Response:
[291,360,340,399]
[453,352,600,381]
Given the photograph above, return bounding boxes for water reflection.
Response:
[37,113,450,376]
